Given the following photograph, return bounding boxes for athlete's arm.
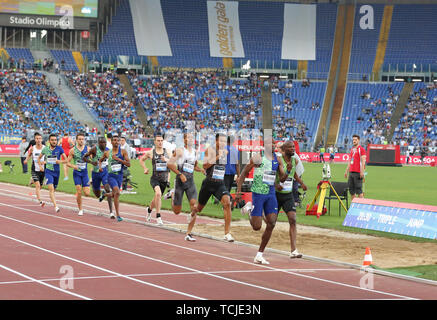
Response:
[194,160,205,174]
[293,172,307,191]
[202,147,218,170]
[66,149,78,170]
[98,151,109,172]
[82,146,97,165]
[37,149,46,171]
[121,149,131,167]
[23,146,33,165]
[139,150,151,174]
[58,152,68,164]
[235,155,259,199]
[360,149,366,179]
[167,148,187,183]
[277,156,288,183]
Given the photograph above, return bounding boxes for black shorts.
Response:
[348,172,363,195]
[223,174,235,192]
[173,178,197,206]
[198,178,230,206]
[150,176,168,195]
[31,170,45,185]
[276,191,296,213]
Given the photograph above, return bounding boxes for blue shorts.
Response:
[45,169,60,189]
[91,170,109,191]
[73,170,90,187]
[108,173,123,189]
[251,192,278,217]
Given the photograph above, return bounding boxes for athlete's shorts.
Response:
[173,178,197,206]
[91,170,109,191]
[108,173,123,189]
[276,191,296,213]
[348,172,363,195]
[31,170,45,185]
[73,170,90,187]
[251,192,278,217]
[150,176,168,195]
[45,169,60,189]
[198,178,230,206]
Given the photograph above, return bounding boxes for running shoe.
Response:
[99,190,106,202]
[156,217,164,225]
[146,207,152,222]
[224,233,234,242]
[109,212,115,219]
[163,188,174,200]
[78,210,83,216]
[39,201,45,208]
[290,249,303,259]
[185,234,196,242]
[55,207,60,213]
[117,216,123,222]
[240,201,254,215]
[64,177,69,181]
[254,255,270,265]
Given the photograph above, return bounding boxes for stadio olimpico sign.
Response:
[0,14,90,30]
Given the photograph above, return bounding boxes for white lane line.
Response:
[0,268,357,286]
[0,264,92,300]
[0,201,419,300]
[0,232,205,300]
[0,211,312,300]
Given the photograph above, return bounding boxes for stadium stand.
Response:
[50,50,79,72]
[65,71,147,137]
[5,48,34,69]
[337,82,404,148]
[0,69,84,135]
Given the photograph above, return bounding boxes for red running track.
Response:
[0,183,436,300]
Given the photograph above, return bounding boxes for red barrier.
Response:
[0,145,20,155]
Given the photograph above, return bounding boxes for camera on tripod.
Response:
[322,163,331,180]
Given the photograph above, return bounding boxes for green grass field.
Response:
[1,156,437,280]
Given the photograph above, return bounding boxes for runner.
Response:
[37,134,67,213]
[196,133,234,242]
[167,132,205,241]
[59,132,73,181]
[82,136,114,218]
[276,140,308,259]
[99,134,130,222]
[66,132,90,216]
[23,132,45,207]
[236,136,288,264]
[139,133,171,225]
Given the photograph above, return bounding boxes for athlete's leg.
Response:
[104,183,113,214]
[221,194,232,235]
[75,185,83,211]
[186,198,198,236]
[112,185,121,218]
[47,184,57,209]
[286,210,298,252]
[258,212,278,253]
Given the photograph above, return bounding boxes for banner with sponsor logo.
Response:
[281,4,316,60]
[0,144,19,155]
[343,198,437,240]
[207,1,245,58]
[0,135,22,145]
[129,0,172,56]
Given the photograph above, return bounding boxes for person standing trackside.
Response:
[344,134,366,200]
[224,136,240,208]
[19,136,29,174]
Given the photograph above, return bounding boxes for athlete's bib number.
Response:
[101,160,108,168]
[212,165,225,180]
[183,161,194,174]
[77,162,86,170]
[280,178,293,192]
[156,161,167,172]
[47,156,57,165]
[111,164,122,172]
[263,171,276,186]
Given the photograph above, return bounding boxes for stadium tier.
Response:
[50,50,79,72]
[337,82,404,147]
[5,48,34,69]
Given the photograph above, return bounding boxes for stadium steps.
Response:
[72,52,84,73]
[118,74,150,132]
[315,4,346,147]
[261,83,272,130]
[326,4,355,147]
[42,71,104,133]
[386,82,414,142]
[31,50,52,64]
[372,5,393,81]
[297,60,308,79]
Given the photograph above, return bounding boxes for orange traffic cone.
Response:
[363,247,373,267]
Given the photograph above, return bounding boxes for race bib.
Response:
[101,160,108,168]
[47,156,57,165]
[212,165,225,180]
[156,161,167,172]
[111,164,122,172]
[280,178,293,192]
[263,171,276,186]
[77,161,86,170]
[183,161,194,174]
